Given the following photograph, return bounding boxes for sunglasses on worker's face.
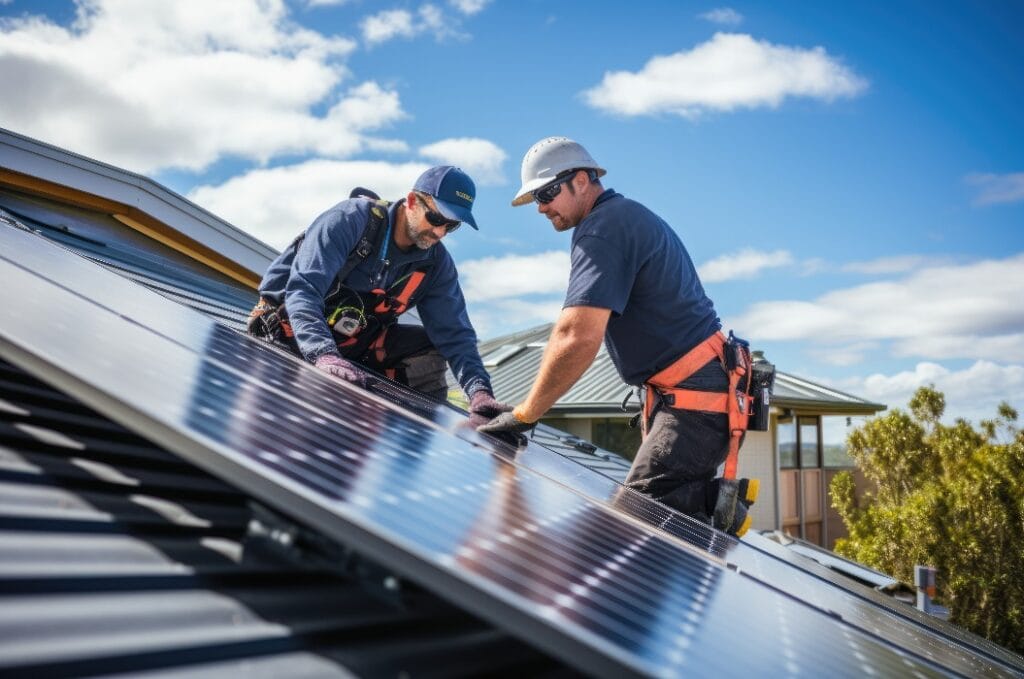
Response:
[415,194,461,233]
[532,171,579,204]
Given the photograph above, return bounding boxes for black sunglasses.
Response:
[532,171,582,204]
[415,194,461,233]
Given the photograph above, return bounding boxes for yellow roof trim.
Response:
[0,167,260,290]
[111,213,259,289]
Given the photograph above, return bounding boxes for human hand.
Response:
[476,409,534,447]
[314,353,367,387]
[468,390,513,426]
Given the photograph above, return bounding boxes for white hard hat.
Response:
[511,136,606,206]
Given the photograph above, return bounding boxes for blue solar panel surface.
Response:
[2,222,1020,677]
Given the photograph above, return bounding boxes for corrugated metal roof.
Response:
[484,323,885,415]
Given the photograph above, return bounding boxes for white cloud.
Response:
[731,253,1024,361]
[965,172,1024,205]
[467,297,565,340]
[838,360,1024,427]
[809,341,880,367]
[307,0,355,6]
[449,0,491,15]
[459,251,571,302]
[841,255,936,275]
[361,4,454,45]
[0,0,415,174]
[582,32,867,118]
[361,9,416,44]
[188,159,430,249]
[891,333,1024,363]
[419,137,507,185]
[699,8,743,25]
[698,248,793,282]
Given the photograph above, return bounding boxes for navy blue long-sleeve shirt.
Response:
[258,197,492,397]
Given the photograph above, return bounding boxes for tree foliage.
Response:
[830,386,1024,652]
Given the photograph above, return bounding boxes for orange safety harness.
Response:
[336,270,428,377]
[643,331,753,479]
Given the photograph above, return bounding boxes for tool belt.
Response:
[247,297,295,343]
[643,330,770,480]
[247,268,428,366]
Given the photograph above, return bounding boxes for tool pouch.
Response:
[748,357,776,431]
[724,331,750,371]
[247,298,286,341]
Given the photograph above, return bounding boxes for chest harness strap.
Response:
[644,330,752,480]
[336,269,430,375]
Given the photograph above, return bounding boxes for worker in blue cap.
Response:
[248,166,509,423]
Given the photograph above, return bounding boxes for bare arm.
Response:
[516,305,611,422]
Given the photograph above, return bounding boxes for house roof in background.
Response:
[0,126,276,284]
[481,323,887,415]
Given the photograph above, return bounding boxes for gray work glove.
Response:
[314,353,367,388]
[468,390,513,427]
[476,410,534,447]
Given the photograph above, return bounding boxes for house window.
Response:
[799,417,820,467]
[592,418,641,460]
[778,416,797,468]
[822,416,862,467]
[779,415,825,546]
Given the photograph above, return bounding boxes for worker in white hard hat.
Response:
[479,137,760,537]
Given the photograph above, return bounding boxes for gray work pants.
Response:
[624,359,731,518]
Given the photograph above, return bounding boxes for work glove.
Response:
[476,409,535,448]
[314,353,367,388]
[467,390,513,427]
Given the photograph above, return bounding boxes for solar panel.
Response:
[2,222,1018,677]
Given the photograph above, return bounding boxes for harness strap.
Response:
[643,330,751,480]
[373,270,427,315]
[648,331,727,388]
[369,327,388,364]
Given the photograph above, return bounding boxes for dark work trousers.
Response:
[257,315,449,400]
[624,358,732,519]
[340,323,449,400]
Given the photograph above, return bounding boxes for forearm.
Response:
[517,308,607,422]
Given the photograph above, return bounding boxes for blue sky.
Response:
[2,0,1022,425]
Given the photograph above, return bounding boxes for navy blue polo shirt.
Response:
[563,190,721,385]
[258,197,492,397]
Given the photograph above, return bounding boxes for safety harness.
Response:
[330,269,430,378]
[643,331,753,480]
[248,199,432,370]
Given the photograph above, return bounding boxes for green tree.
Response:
[830,386,1024,652]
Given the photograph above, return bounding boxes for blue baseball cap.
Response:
[413,166,478,230]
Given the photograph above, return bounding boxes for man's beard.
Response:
[407,221,438,249]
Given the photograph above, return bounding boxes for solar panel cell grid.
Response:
[1,223,1013,677]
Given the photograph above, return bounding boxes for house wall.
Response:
[735,429,776,531]
[543,413,875,545]
[541,417,593,442]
